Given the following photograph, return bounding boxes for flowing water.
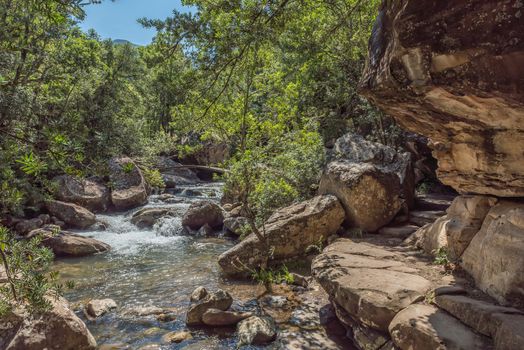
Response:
[54,182,352,350]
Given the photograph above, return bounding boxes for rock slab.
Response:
[312,239,431,332]
[218,195,344,275]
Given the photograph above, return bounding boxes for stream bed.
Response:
[54,182,353,349]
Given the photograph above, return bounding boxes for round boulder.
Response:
[46,200,96,229]
[54,175,110,212]
[181,200,224,230]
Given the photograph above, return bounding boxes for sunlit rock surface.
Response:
[360,0,524,197]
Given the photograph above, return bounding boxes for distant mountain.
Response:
[112,39,140,47]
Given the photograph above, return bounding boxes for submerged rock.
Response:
[46,200,96,229]
[237,316,277,346]
[181,200,224,230]
[0,297,97,350]
[84,298,117,319]
[218,195,344,276]
[54,175,110,212]
[162,331,193,343]
[186,289,233,326]
[109,157,148,210]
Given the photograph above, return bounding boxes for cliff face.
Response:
[360,0,524,197]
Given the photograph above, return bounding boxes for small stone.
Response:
[85,298,117,319]
[190,286,208,302]
[156,313,177,322]
[237,316,277,346]
[162,331,193,343]
[186,289,233,325]
[142,327,163,336]
[290,273,309,288]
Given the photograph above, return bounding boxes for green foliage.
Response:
[142,167,166,189]
[305,236,325,255]
[0,226,67,315]
[121,162,135,174]
[433,247,451,266]
[251,265,294,287]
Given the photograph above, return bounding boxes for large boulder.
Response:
[218,195,345,276]
[156,157,200,187]
[181,200,224,230]
[319,162,403,232]
[45,200,96,229]
[312,239,431,332]
[0,297,97,350]
[389,304,492,350]
[359,0,524,197]
[108,157,148,210]
[54,175,110,212]
[461,201,524,306]
[330,133,415,207]
[27,225,110,257]
[407,195,497,259]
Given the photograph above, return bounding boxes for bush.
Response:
[0,226,69,315]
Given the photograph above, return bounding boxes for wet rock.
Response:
[27,225,110,257]
[190,286,208,302]
[223,216,250,236]
[389,304,492,350]
[46,200,96,229]
[0,296,97,350]
[196,223,215,236]
[434,294,524,337]
[219,195,344,275]
[186,289,233,326]
[162,331,193,343]
[137,345,161,350]
[109,157,148,210]
[131,208,176,228]
[202,308,252,326]
[360,0,524,197]
[319,161,404,232]
[156,313,177,322]
[181,200,224,230]
[54,175,110,212]
[237,316,277,346]
[141,327,163,336]
[84,298,117,319]
[461,200,524,306]
[312,240,431,332]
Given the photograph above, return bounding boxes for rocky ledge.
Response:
[312,237,524,350]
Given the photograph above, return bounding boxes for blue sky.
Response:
[79,0,191,45]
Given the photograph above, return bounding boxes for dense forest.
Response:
[0,0,400,224]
